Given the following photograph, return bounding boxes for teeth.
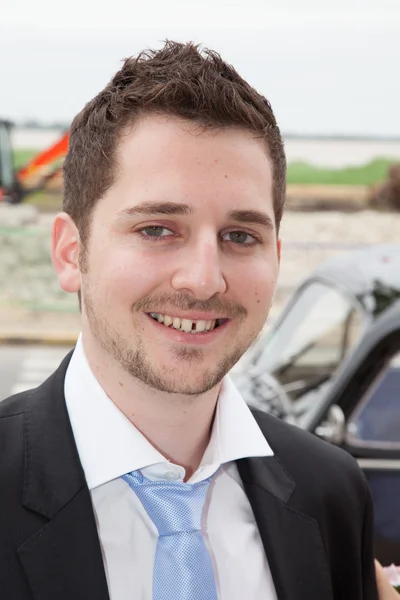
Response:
[181,319,192,332]
[195,320,206,333]
[149,313,219,333]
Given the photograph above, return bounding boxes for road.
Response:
[0,345,72,401]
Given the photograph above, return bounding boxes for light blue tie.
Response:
[122,470,218,600]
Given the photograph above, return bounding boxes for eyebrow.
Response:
[117,202,274,230]
[227,210,275,230]
[118,202,193,218]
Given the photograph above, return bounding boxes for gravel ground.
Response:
[0,224,78,311]
[1,209,399,313]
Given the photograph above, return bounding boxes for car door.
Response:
[343,347,400,565]
[308,318,400,566]
[304,300,400,566]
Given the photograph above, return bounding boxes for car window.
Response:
[346,351,400,449]
[256,281,365,402]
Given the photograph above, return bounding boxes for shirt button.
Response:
[165,470,179,481]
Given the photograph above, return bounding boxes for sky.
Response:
[1,0,400,136]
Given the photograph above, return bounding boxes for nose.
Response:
[171,238,227,300]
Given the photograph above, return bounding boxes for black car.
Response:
[233,244,400,565]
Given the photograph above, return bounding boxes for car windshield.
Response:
[256,281,366,403]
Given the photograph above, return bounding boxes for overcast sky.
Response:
[1,0,399,136]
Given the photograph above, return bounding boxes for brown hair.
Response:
[63,40,286,242]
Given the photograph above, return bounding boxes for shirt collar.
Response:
[64,334,273,490]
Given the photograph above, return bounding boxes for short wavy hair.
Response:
[63,40,286,242]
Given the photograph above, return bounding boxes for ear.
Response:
[277,238,282,265]
[51,213,82,293]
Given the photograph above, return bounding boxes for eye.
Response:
[222,231,258,245]
[139,226,174,238]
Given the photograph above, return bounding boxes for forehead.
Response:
[105,115,274,217]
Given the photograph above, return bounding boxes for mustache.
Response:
[133,293,247,319]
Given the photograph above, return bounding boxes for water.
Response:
[285,138,400,168]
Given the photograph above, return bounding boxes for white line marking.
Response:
[10,384,39,395]
[20,358,63,371]
[18,370,53,382]
[9,349,67,397]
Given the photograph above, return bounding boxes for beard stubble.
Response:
[82,282,261,396]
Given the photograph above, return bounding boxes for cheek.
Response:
[87,244,167,302]
[231,258,278,311]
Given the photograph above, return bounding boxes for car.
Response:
[232,244,400,565]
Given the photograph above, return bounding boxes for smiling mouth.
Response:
[147,312,229,333]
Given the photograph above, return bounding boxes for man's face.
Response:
[61,116,280,395]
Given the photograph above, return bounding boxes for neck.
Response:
[82,335,221,479]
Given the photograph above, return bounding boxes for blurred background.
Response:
[0,0,400,397]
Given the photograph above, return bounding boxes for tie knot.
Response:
[123,470,212,536]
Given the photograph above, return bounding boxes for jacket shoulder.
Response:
[0,389,31,418]
[252,409,366,490]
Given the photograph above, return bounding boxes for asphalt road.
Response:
[0,345,72,402]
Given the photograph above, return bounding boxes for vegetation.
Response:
[286,158,398,186]
[13,149,38,170]
[26,192,62,211]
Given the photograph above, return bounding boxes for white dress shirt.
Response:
[64,335,277,600]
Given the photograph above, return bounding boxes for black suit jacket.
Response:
[0,352,378,600]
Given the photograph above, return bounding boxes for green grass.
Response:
[13,148,39,170]
[13,150,399,187]
[286,157,398,186]
[26,191,62,210]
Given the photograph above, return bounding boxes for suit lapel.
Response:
[18,487,110,600]
[17,353,110,600]
[237,454,333,600]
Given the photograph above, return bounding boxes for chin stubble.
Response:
[83,286,260,395]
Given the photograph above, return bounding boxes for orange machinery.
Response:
[0,119,69,204]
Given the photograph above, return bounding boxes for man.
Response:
[0,41,378,599]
